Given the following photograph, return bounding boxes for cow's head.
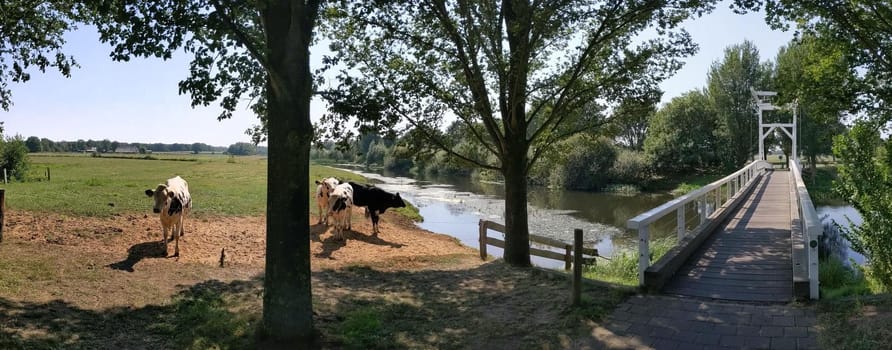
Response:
[390,193,407,209]
[316,177,340,197]
[145,184,174,214]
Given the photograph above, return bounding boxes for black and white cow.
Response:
[328,182,354,240]
[145,176,192,257]
[348,181,406,236]
[314,177,340,224]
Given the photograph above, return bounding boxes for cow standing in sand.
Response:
[145,176,192,257]
[328,182,354,240]
[349,181,406,236]
[314,177,340,224]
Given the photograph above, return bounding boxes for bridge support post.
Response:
[638,226,649,287]
[676,207,685,240]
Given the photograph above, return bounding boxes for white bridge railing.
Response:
[627,160,772,286]
[790,158,822,299]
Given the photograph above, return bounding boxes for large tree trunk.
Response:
[502,149,531,267]
[261,0,316,342]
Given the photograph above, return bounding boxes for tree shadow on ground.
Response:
[0,261,637,349]
[314,230,404,260]
[107,241,167,272]
[309,223,328,242]
[311,262,634,349]
[0,276,265,350]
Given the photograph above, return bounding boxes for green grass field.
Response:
[5,154,419,219]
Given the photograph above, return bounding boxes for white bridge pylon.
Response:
[752,88,797,161]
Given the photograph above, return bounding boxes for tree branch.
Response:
[429,0,506,157]
[209,0,270,72]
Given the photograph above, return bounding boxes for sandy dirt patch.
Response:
[3,209,479,271]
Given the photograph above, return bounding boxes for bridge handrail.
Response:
[628,160,772,229]
[627,160,772,286]
[790,158,822,299]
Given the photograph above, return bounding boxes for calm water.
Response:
[335,166,675,268]
[816,205,866,265]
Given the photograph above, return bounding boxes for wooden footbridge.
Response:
[627,159,822,302]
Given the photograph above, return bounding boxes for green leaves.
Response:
[706,40,766,170]
[0,1,84,110]
[833,122,892,289]
[318,0,715,173]
[644,89,721,173]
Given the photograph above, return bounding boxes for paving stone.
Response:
[744,336,771,349]
[649,326,677,339]
[687,320,715,333]
[627,323,653,337]
[770,337,796,350]
[770,315,795,327]
[651,338,680,350]
[719,335,746,347]
[783,326,807,338]
[694,333,721,346]
[713,324,738,336]
[676,342,704,350]
[797,337,819,350]
[759,326,783,337]
[736,325,760,336]
[648,317,676,329]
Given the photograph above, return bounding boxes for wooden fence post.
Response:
[478,220,487,261]
[564,245,572,270]
[0,189,5,243]
[573,228,583,306]
[46,167,51,181]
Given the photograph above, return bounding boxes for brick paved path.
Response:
[592,295,818,349]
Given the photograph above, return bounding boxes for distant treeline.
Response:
[23,137,268,155]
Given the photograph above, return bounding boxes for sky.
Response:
[2,1,794,147]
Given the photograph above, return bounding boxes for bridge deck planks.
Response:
[663,171,793,303]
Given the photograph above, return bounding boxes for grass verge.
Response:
[583,237,676,286]
[818,294,892,350]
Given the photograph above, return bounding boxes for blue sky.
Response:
[2,1,792,147]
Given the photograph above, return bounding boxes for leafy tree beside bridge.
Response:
[318,0,717,267]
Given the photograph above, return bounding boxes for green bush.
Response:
[0,136,30,181]
[543,135,616,191]
[833,122,892,290]
[608,149,650,186]
[383,145,413,173]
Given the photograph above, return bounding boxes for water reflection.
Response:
[816,205,865,265]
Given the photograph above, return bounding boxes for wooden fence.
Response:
[478,220,598,270]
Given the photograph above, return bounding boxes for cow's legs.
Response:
[346,206,352,230]
[371,212,380,236]
[317,200,325,224]
[172,218,181,258]
[161,225,169,254]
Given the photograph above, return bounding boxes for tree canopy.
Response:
[733,0,892,120]
[319,0,717,266]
